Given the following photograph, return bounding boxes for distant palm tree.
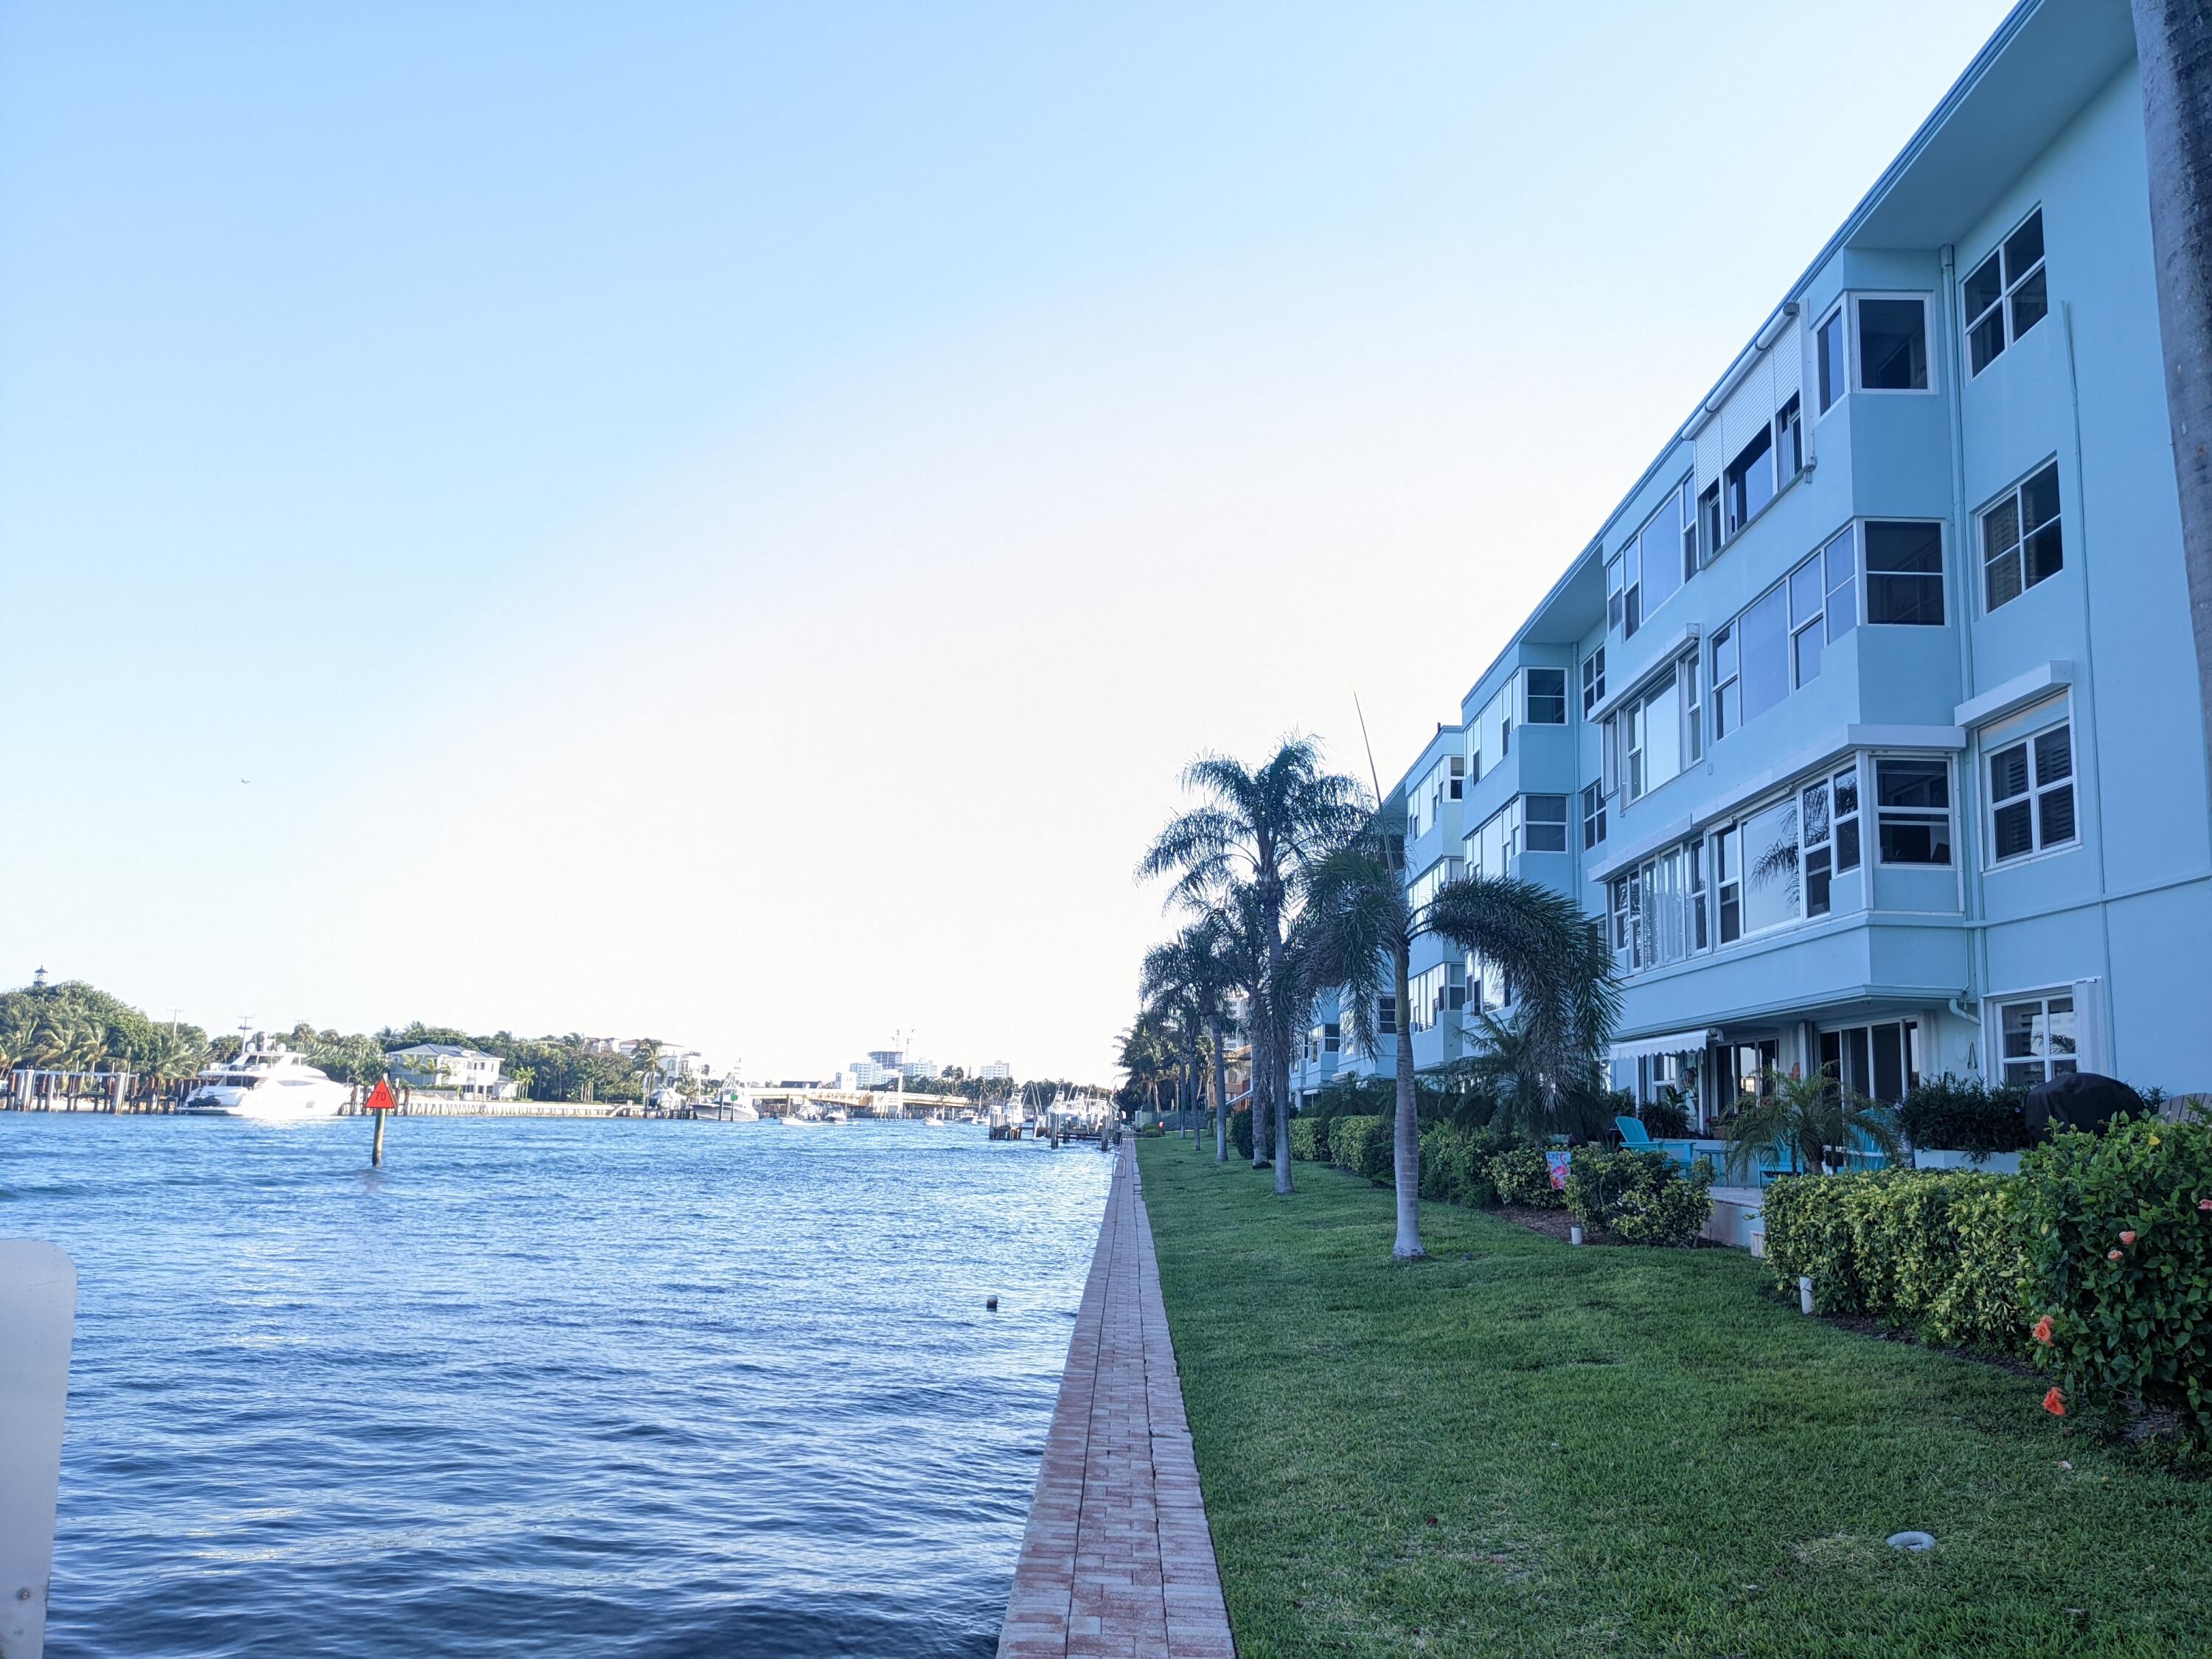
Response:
[1301,819,1619,1258]
[1140,738,1366,1195]
[1722,1065,1903,1182]
[1140,912,1239,1155]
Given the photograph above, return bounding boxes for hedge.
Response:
[1486,1145,1566,1209]
[1328,1116,1392,1183]
[1229,1105,1253,1160]
[1289,1116,1322,1162]
[1759,1169,2032,1352]
[1565,1148,1713,1247]
[2020,1116,2212,1451]
[1418,1124,1511,1208]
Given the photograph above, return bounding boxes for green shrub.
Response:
[2019,1117,2212,1450]
[1288,1117,1321,1162]
[1759,1169,2033,1351]
[1230,1105,1253,1159]
[1418,1124,1509,1208]
[1565,1148,1712,1246]
[1328,1116,1392,1183]
[1899,1073,2032,1154]
[1486,1145,1566,1208]
[1638,1090,1693,1140]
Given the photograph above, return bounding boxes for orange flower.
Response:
[2032,1315,2054,1346]
[2107,1248,2124,1262]
[2119,1230,2138,1245]
[2042,1387,2067,1416]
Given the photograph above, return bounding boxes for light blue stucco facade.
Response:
[1345,0,2210,1123]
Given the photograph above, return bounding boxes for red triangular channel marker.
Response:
[364,1080,396,1113]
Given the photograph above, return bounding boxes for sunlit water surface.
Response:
[1,1116,1110,1658]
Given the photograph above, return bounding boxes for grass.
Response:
[1135,1138,2212,1659]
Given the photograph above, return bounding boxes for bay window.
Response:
[1875,758,1952,865]
[1857,296,1930,391]
[1865,521,1946,625]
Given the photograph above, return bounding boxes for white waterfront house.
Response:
[384,1043,515,1099]
[1304,0,2211,1119]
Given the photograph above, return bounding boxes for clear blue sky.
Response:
[1,1,2017,1079]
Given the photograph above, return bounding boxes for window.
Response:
[1581,647,1606,715]
[1965,208,2048,375]
[1981,461,2063,610]
[1988,718,2076,863]
[1377,995,1397,1037]
[1715,825,1741,944]
[1789,550,1826,688]
[1467,799,1520,879]
[1682,655,1703,765]
[1449,754,1466,800]
[1408,856,1461,914]
[1876,758,1952,865]
[1776,395,1803,479]
[1998,993,2075,1086]
[1607,546,1634,636]
[1832,763,1861,872]
[1819,1020,1921,1104]
[1712,622,1739,740]
[1610,840,1705,975]
[1865,522,1946,625]
[1739,796,1798,936]
[1822,526,1857,641]
[1525,667,1568,724]
[1738,583,1790,726]
[1856,296,1929,390]
[1408,963,1467,1032]
[1689,835,1708,950]
[1637,479,1694,619]
[1816,307,1846,413]
[1697,481,1722,566]
[1802,776,1833,918]
[1580,782,1607,849]
[1725,425,1775,535]
[1524,794,1568,853]
[1615,658,1693,801]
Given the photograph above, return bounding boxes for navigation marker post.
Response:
[364,1076,397,1167]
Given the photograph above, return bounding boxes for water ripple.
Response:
[3,1116,1109,1658]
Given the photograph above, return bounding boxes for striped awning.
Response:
[1610,1027,1720,1065]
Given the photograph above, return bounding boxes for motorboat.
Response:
[821,1105,851,1124]
[179,1040,351,1119]
[695,1092,761,1122]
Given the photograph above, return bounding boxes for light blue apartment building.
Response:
[1298,0,2211,1124]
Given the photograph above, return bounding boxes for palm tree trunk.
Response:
[1391,936,1425,1259]
[1208,1016,1229,1164]
[1267,931,1293,1196]
[2134,0,2212,790]
[1249,987,1273,1171]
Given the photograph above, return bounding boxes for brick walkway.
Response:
[997,1144,1235,1659]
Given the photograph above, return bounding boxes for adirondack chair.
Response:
[1614,1114,1653,1148]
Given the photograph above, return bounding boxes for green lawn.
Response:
[1135,1138,2212,1659]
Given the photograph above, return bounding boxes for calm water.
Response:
[1,1116,1110,1658]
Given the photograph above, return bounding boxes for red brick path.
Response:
[997,1145,1235,1658]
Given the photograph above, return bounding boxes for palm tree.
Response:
[1722,1065,1903,1181]
[1301,818,1621,1258]
[1140,737,1367,1194]
[2130,1,2212,792]
[1425,872,1618,1133]
[1141,913,1239,1156]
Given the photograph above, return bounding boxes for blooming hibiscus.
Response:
[2108,1248,2124,1262]
[2032,1315,2054,1345]
[2042,1387,2066,1416]
[2199,1198,2211,1213]
[2119,1230,2138,1245]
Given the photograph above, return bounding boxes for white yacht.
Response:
[180,1040,351,1119]
[694,1091,762,1122]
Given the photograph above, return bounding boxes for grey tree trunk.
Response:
[1249,989,1273,1170]
[1391,935,1425,1259]
[1209,1016,1229,1164]
[2134,0,2212,793]
[1267,933,1293,1195]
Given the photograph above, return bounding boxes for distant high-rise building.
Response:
[978,1061,1012,1081]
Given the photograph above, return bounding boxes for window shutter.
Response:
[2069,976,2108,1076]
[1719,355,1775,469]
[1770,315,1804,408]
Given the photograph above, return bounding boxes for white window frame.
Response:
[1964,206,2048,378]
[1873,755,1955,868]
[1814,305,1847,416]
[1983,703,2078,868]
[1979,459,2064,613]
[1851,292,1936,395]
[1524,667,1569,726]
[1992,990,2077,1087]
[1581,645,1606,716]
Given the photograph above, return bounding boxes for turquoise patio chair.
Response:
[1614,1115,1653,1148]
